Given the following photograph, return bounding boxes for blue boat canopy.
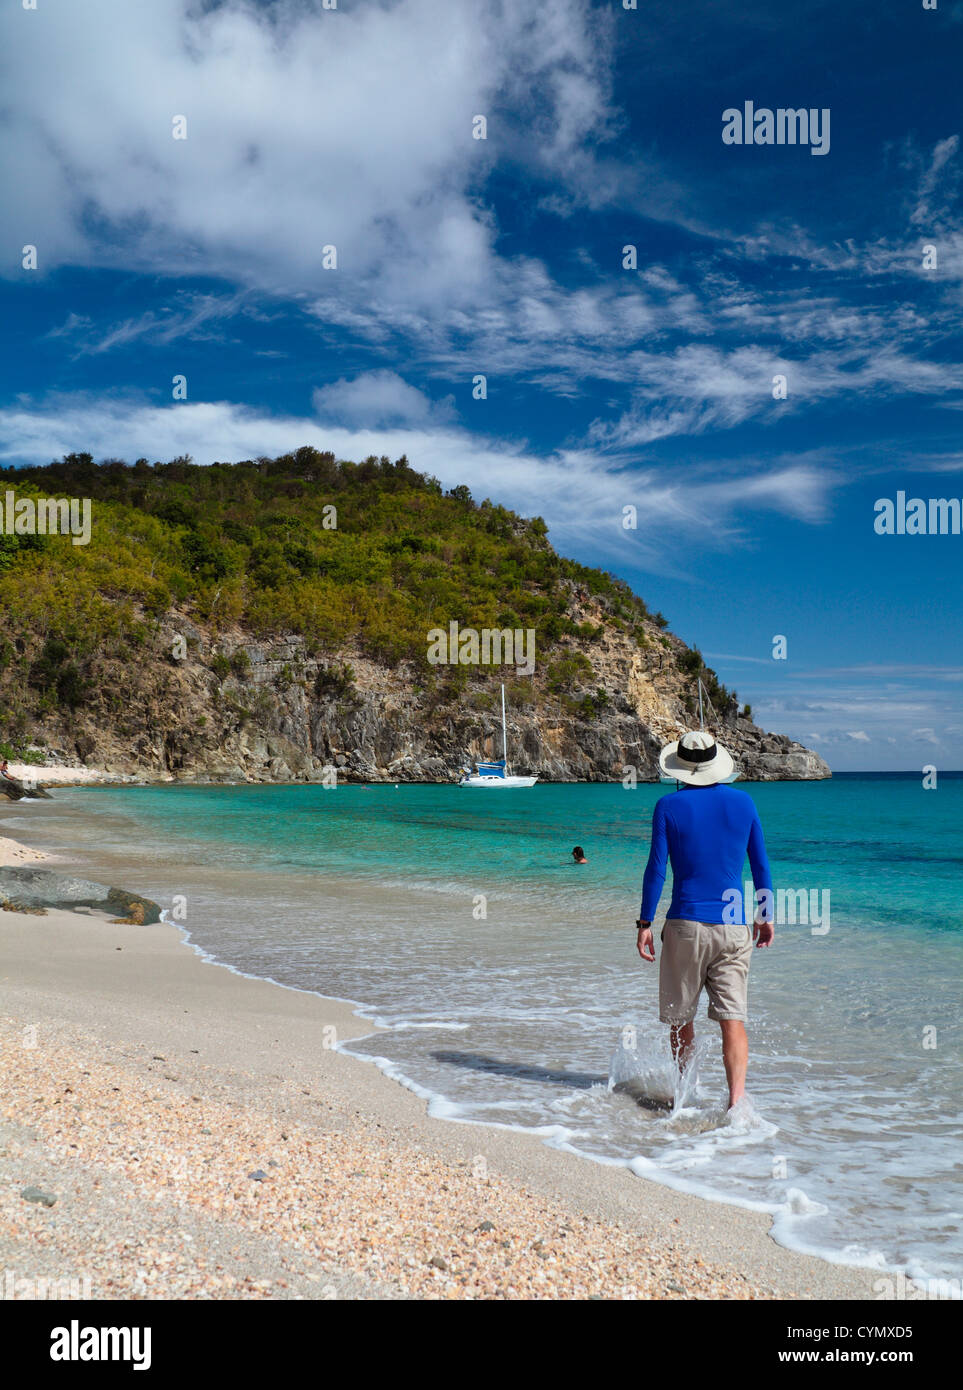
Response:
[475,760,506,777]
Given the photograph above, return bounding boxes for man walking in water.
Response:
[635,730,774,1110]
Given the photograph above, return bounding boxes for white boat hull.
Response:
[458,775,538,788]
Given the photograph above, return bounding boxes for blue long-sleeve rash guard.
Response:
[640,784,773,925]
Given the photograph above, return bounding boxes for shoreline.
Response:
[0,814,888,1301]
[2,759,843,788]
[0,834,57,866]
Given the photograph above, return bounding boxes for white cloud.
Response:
[908,134,961,228]
[0,0,613,317]
[588,341,963,447]
[3,1,961,458]
[312,371,455,429]
[795,663,963,682]
[703,653,774,666]
[734,671,963,770]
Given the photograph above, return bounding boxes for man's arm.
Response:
[747,809,775,946]
[637,799,668,961]
[640,798,668,920]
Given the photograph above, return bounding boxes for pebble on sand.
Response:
[21,1186,57,1207]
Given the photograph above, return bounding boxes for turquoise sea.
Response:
[14,773,963,1283]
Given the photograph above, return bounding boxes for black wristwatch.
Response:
[635,918,651,930]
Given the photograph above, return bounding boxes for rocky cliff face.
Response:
[28,593,830,784]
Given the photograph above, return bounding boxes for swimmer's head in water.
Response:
[572,845,586,861]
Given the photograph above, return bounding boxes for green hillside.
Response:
[0,449,737,754]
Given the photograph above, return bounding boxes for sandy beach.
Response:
[2,762,135,787]
[0,835,55,866]
[0,815,889,1303]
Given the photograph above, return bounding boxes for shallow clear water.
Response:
[10,774,962,1281]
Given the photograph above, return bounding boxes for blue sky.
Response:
[1,0,961,770]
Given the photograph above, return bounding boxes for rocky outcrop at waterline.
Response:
[21,597,830,785]
[2,450,831,786]
[0,774,52,801]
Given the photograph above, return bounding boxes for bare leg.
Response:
[719,1019,748,1108]
[669,1021,694,1074]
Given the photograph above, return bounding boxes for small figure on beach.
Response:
[635,731,774,1111]
[0,759,12,781]
[571,845,587,863]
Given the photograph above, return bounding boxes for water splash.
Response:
[607,1029,680,1114]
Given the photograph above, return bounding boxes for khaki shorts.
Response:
[659,918,752,1025]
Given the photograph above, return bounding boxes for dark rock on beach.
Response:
[0,868,162,924]
[21,1187,57,1207]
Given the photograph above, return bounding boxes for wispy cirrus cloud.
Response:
[730,673,963,770]
[906,134,961,229]
[44,290,260,356]
[586,340,963,448]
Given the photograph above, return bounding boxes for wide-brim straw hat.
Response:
[659,729,737,786]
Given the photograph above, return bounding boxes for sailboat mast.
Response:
[501,683,508,763]
[697,677,705,731]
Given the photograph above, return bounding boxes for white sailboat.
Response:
[458,684,537,788]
